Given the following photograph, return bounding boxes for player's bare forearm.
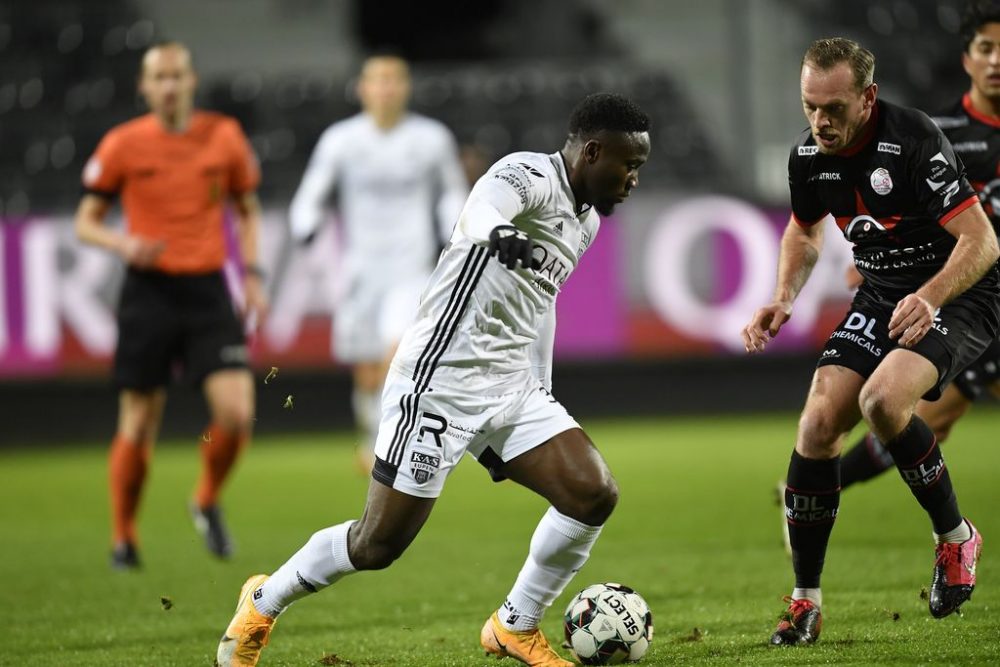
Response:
[74,194,121,252]
[232,192,262,270]
[917,204,1000,308]
[773,217,823,306]
[742,217,822,353]
[232,192,268,321]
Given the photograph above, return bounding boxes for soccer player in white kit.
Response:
[289,54,468,468]
[217,93,651,667]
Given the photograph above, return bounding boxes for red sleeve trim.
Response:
[792,211,828,227]
[938,194,978,227]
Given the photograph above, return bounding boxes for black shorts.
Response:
[952,337,1000,401]
[816,292,998,401]
[113,268,248,390]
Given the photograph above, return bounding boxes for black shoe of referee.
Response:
[190,502,234,559]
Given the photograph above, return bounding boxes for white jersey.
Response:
[392,150,600,393]
[289,112,468,282]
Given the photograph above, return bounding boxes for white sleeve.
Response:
[289,127,340,242]
[457,157,549,243]
[433,129,470,241]
[529,307,556,390]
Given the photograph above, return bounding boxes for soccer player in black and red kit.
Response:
[840,2,1000,490]
[742,37,1000,644]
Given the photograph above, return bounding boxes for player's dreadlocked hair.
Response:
[961,1,1000,51]
[568,93,650,139]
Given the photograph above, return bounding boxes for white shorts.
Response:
[372,368,580,498]
[334,276,428,363]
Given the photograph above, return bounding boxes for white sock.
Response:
[792,587,822,608]
[351,388,382,451]
[253,520,357,618]
[935,518,972,544]
[497,507,603,632]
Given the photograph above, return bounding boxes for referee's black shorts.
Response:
[113,268,248,390]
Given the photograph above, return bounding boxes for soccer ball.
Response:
[563,583,653,664]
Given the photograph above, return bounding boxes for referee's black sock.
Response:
[785,450,841,589]
[885,416,963,535]
[840,432,894,489]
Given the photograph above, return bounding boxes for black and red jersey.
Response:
[788,99,997,306]
[931,93,1000,232]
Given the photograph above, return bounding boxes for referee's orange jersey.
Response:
[82,111,260,274]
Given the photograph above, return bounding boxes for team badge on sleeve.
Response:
[493,164,534,205]
[924,152,961,207]
[83,157,102,186]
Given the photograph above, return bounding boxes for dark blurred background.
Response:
[0,0,985,443]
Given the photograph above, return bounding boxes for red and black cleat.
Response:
[770,596,822,646]
[930,520,982,619]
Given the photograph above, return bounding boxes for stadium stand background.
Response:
[0,0,987,444]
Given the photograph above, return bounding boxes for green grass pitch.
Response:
[3,410,999,666]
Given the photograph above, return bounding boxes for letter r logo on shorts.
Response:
[417,412,448,448]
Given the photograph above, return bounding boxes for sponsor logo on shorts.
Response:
[417,412,448,448]
[830,311,883,357]
[821,348,840,359]
[410,451,441,485]
[447,422,480,443]
[931,309,949,336]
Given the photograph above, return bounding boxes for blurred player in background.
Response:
[744,38,998,644]
[289,54,467,471]
[215,93,650,667]
[837,1,1000,489]
[75,42,266,568]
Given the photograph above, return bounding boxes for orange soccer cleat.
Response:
[480,612,573,667]
[216,575,276,666]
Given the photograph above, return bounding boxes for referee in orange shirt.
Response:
[75,42,267,569]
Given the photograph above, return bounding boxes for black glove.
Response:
[488,225,535,270]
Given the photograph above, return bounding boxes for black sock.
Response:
[785,450,841,589]
[885,416,962,535]
[840,433,894,489]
